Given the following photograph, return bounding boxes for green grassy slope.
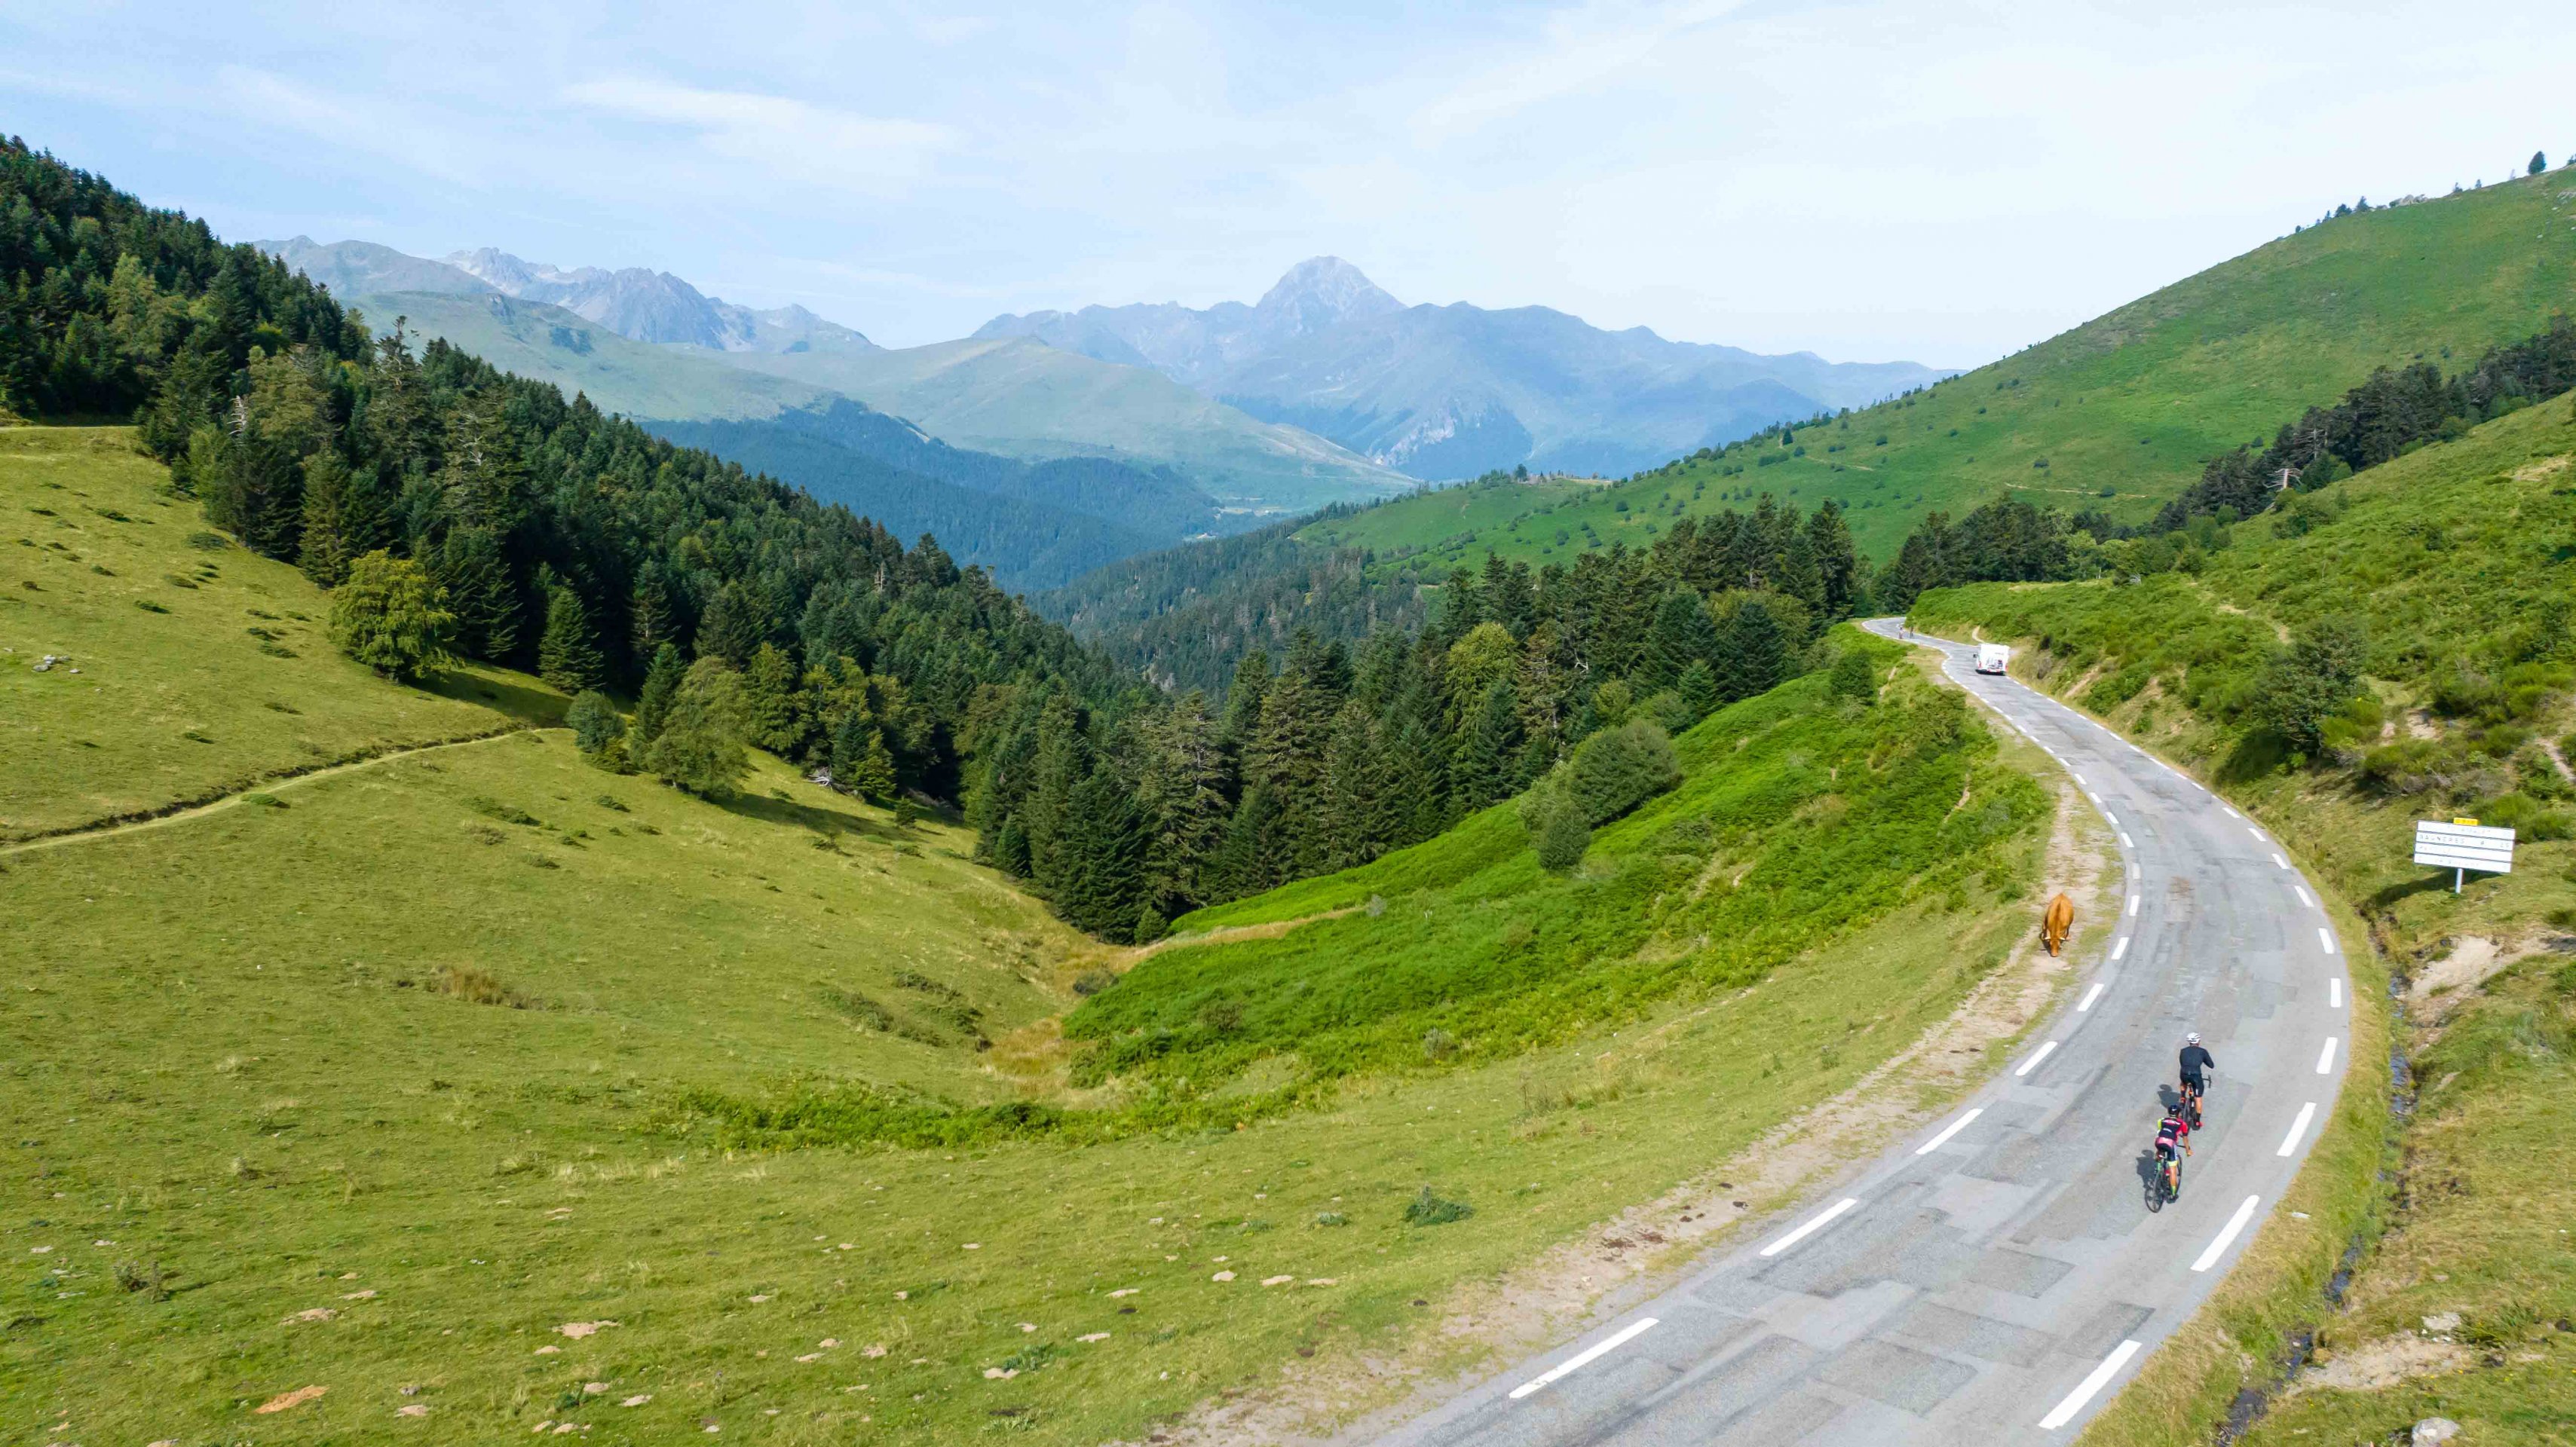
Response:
[703,337,1417,515]
[1296,170,2576,568]
[353,292,835,422]
[1075,635,2051,1091]
[1,443,2084,1441]
[0,428,543,840]
[1910,397,2576,1442]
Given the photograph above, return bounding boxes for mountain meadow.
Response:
[0,135,2095,1444]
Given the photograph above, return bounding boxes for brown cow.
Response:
[2042,892,2075,956]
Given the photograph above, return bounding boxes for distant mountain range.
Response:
[263,239,1413,529]
[261,237,876,354]
[978,259,1953,479]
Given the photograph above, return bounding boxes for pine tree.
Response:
[630,642,685,746]
[1380,717,1447,848]
[1319,701,1389,870]
[433,526,519,662]
[1022,696,1089,893]
[1056,769,1145,939]
[1677,659,1720,719]
[1640,589,1719,693]
[296,449,354,588]
[740,641,804,754]
[1715,595,1790,703]
[1247,663,1332,873]
[2533,151,2550,177]
[830,715,899,800]
[1209,785,1282,902]
[694,581,766,666]
[1451,678,1522,811]
[1806,500,1862,616]
[537,583,606,694]
[1135,692,1230,913]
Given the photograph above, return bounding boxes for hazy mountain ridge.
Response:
[259,237,876,354]
[979,259,1953,479]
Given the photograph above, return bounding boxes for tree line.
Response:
[969,497,1870,940]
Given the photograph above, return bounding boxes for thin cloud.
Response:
[562,76,961,190]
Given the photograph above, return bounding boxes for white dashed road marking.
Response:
[2038,1340,2143,1430]
[2078,981,2106,1012]
[1760,1198,1861,1258]
[2294,886,2313,907]
[2318,927,2338,955]
[1508,1317,1659,1400]
[2277,1103,2317,1158]
[1916,1108,1983,1156]
[2271,853,2288,869]
[2192,1195,2262,1273]
[2127,895,2140,917]
[2120,833,2134,848]
[2111,936,2130,962]
[2317,1037,2338,1074]
[2015,1041,2060,1078]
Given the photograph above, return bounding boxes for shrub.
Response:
[1565,719,1680,824]
[1402,1185,1473,1225]
[329,551,453,683]
[430,964,531,1008]
[565,690,625,757]
[2475,792,2574,841]
[1828,649,1877,702]
[1071,969,1119,997]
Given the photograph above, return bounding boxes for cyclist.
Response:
[2179,1032,2214,1121]
[2153,1106,2189,1200]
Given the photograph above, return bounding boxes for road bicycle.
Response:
[2180,1080,2204,1130]
[2149,1146,2182,1212]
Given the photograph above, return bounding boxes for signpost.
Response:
[2413,818,2516,893]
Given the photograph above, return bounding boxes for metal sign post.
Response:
[2413,818,2516,892]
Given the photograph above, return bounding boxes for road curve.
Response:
[1368,620,2351,1446]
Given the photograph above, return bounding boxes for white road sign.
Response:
[2414,820,2515,875]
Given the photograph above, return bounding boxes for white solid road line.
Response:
[2015,1041,2060,1077]
[2319,927,2339,955]
[2317,1037,2339,1074]
[2127,895,2140,917]
[2295,886,2314,907]
[2330,977,2343,1008]
[2192,1195,2263,1273]
[2272,852,2289,869]
[2078,980,2106,1011]
[1760,1198,1861,1258]
[2277,1103,2318,1158]
[1507,1317,1660,1400]
[2038,1339,2144,1430]
[2111,936,2130,962]
[1916,1107,1984,1155]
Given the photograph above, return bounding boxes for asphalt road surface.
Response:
[1371,620,2353,1446]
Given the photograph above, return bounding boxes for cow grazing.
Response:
[2042,892,2075,956]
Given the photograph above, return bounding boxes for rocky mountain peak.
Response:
[1254,257,1402,338]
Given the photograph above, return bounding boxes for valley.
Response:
[3,50,2573,1447]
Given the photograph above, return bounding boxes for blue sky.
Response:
[4,1,2569,359]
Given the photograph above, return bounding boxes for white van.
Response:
[1975,643,2011,675]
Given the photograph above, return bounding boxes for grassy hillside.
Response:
[1080,644,2051,1091]
[2,433,2091,1442]
[1910,396,2576,1442]
[1294,170,2576,569]
[704,336,1418,515]
[352,291,834,422]
[0,427,544,840]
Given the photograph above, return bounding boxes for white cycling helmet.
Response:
[2185,1032,2201,1045]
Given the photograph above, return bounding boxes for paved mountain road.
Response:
[1368,621,2351,1446]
